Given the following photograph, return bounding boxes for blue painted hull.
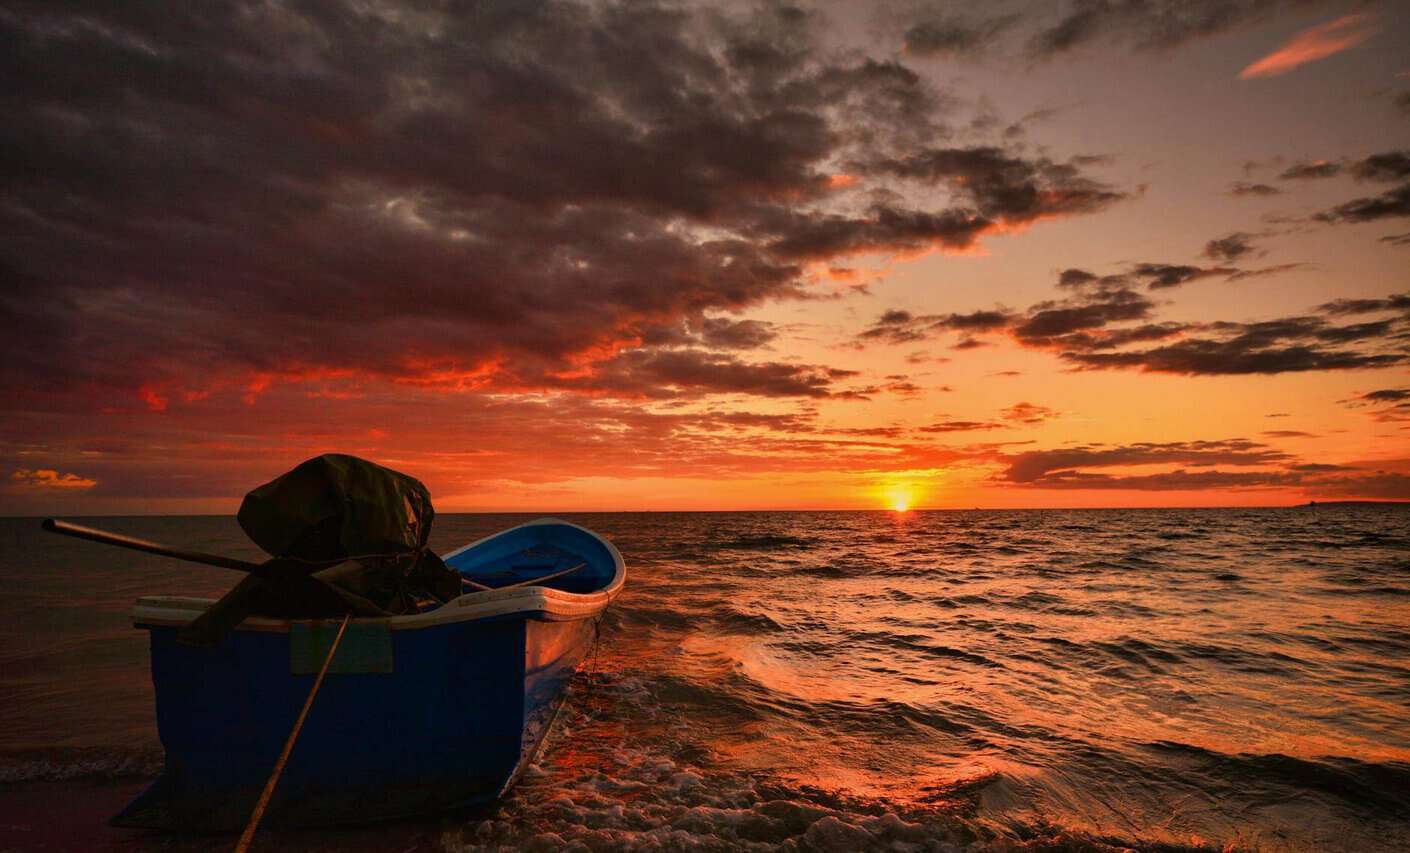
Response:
[114,519,622,831]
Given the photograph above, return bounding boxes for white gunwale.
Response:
[132,518,626,633]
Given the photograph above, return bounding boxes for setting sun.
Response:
[888,488,913,512]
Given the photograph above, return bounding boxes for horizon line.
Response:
[8,500,1407,520]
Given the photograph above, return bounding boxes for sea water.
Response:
[2,507,1407,851]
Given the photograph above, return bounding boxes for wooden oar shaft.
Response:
[42,518,265,574]
[234,612,351,853]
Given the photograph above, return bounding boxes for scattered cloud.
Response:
[1229,181,1282,197]
[1003,402,1059,424]
[920,420,1006,433]
[866,263,1410,376]
[10,469,97,490]
[1225,263,1309,281]
[1001,438,1290,485]
[547,349,857,400]
[858,146,1128,228]
[1239,14,1379,80]
[951,337,992,350]
[902,13,1021,58]
[1131,262,1239,289]
[1027,0,1351,59]
[997,437,1408,497]
[1280,160,1344,180]
[1279,150,1410,224]
[1349,151,1410,182]
[1341,387,1410,423]
[1314,184,1410,223]
[858,308,1016,345]
[1203,232,1260,262]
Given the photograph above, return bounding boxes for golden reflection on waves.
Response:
[568,508,1410,849]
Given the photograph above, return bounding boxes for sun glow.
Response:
[887,487,913,512]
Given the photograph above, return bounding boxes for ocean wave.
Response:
[0,748,161,784]
[715,535,812,550]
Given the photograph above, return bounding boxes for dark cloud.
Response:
[830,425,907,438]
[698,318,778,350]
[1058,268,1099,287]
[861,147,1127,225]
[1263,430,1318,438]
[1314,183,1410,223]
[547,349,855,399]
[1131,262,1238,289]
[920,420,1005,433]
[0,0,1126,407]
[1001,439,1290,484]
[1203,232,1258,262]
[1381,232,1410,246]
[1014,285,1155,343]
[1295,151,1410,225]
[1010,469,1304,490]
[862,258,1406,377]
[1229,181,1282,197]
[1225,263,1308,281]
[705,411,818,433]
[993,436,1408,497]
[938,264,1410,375]
[902,14,1021,57]
[1061,310,1407,375]
[1003,402,1058,424]
[1398,92,1410,118]
[1352,388,1410,403]
[858,308,1017,345]
[1026,0,1346,59]
[951,337,991,350]
[761,205,996,261]
[1349,151,1410,183]
[1307,470,1410,499]
[1316,293,1410,315]
[1340,387,1410,424]
[1280,160,1343,180]
[1055,258,1297,294]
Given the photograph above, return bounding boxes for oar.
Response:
[41,518,386,617]
[233,612,350,853]
[43,519,284,576]
[460,561,586,592]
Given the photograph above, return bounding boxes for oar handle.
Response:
[42,518,266,574]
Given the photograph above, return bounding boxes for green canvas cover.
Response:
[179,454,462,646]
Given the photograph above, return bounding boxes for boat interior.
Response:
[444,521,620,595]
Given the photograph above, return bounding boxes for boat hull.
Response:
[114,612,596,831]
[114,519,623,832]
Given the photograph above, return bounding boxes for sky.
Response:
[2,0,1409,514]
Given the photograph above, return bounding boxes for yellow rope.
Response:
[233,612,351,853]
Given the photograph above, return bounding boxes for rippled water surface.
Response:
[3,507,1409,851]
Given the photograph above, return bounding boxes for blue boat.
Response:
[112,518,625,832]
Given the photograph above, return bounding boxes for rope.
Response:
[233,612,351,853]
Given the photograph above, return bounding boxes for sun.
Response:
[887,487,913,512]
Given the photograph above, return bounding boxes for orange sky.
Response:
[2,1,1408,514]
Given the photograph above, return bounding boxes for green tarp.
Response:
[179,454,462,646]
